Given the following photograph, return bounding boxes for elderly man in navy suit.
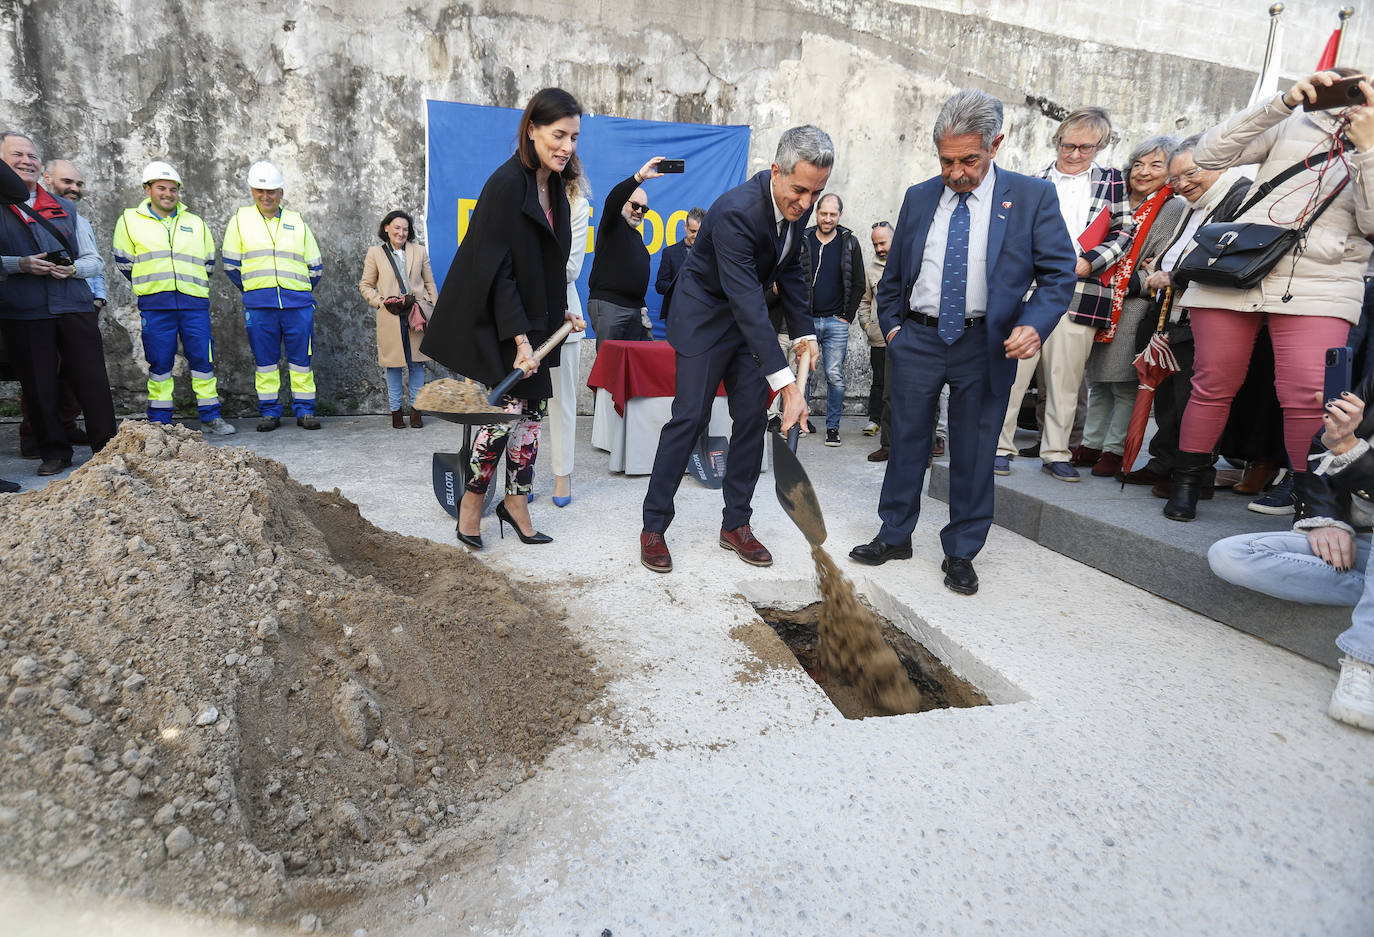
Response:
[640,126,831,573]
[849,90,1077,594]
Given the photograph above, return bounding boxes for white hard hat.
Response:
[246,161,284,190]
[141,161,182,185]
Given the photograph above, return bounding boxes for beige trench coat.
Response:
[360,242,438,366]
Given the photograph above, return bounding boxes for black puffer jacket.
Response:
[1293,369,1374,531]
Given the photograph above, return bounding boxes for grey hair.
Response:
[817,193,843,212]
[1053,106,1112,146]
[1168,134,1203,165]
[0,130,36,155]
[931,90,1004,150]
[1125,135,1178,168]
[774,125,835,175]
[686,206,706,225]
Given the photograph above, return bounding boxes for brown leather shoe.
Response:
[719,525,773,567]
[1070,445,1102,467]
[410,409,423,429]
[1091,451,1123,477]
[392,409,405,429]
[640,530,672,573]
[1232,457,1278,495]
[867,447,889,462]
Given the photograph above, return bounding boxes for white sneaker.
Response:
[203,418,237,436]
[862,421,879,436]
[1328,656,1374,731]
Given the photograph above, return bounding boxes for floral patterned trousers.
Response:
[466,396,546,496]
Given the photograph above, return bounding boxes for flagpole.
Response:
[1261,3,1283,80]
[1334,7,1354,67]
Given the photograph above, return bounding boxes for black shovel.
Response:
[771,349,827,546]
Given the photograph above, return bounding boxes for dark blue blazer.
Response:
[667,170,812,373]
[655,239,688,296]
[876,166,1077,395]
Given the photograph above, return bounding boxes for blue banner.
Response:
[426,100,751,340]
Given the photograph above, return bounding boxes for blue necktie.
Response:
[938,192,971,345]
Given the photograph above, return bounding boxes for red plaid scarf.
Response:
[1095,184,1172,343]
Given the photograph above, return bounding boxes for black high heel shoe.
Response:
[455,521,483,550]
[494,502,553,544]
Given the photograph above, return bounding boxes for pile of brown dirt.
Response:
[0,422,602,924]
[813,545,921,715]
[413,378,505,415]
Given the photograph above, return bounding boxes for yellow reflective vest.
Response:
[221,206,322,298]
[111,201,214,298]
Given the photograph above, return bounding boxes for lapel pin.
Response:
[1002,200,1013,209]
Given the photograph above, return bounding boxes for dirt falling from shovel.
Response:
[812,544,922,715]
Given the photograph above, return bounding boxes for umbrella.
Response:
[1119,287,1181,483]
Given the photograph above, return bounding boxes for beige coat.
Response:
[360,242,438,366]
[855,254,887,346]
[1181,95,1374,323]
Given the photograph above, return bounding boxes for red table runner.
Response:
[586,340,725,416]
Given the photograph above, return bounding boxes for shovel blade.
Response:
[771,430,827,546]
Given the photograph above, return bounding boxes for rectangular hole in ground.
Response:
[752,599,991,719]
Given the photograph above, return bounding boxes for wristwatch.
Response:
[93,298,106,309]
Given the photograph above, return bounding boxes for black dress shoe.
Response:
[941,556,979,595]
[1017,441,1041,458]
[848,537,913,566]
[0,477,19,493]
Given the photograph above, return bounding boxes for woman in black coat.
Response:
[421,87,583,549]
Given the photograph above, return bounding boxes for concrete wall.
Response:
[1,0,1363,417]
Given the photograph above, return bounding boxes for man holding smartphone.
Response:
[0,131,117,477]
[587,157,668,347]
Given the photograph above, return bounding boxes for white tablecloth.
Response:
[590,389,770,476]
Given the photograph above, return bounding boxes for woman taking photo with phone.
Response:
[1161,70,1374,522]
[420,87,584,549]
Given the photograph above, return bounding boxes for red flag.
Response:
[1317,28,1340,70]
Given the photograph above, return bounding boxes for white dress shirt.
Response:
[908,165,996,320]
[767,197,815,391]
[1048,163,1095,247]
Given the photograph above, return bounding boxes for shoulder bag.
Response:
[1177,152,1348,290]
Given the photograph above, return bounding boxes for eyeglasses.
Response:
[628,201,648,213]
[1057,142,1100,155]
[1165,167,1203,186]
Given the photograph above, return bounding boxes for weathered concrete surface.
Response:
[1,1,1362,416]
[3,412,1368,935]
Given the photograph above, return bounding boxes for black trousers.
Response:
[0,310,117,462]
[867,345,886,420]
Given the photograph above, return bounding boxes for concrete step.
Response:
[929,457,1348,668]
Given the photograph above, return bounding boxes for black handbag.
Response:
[1178,151,1348,290]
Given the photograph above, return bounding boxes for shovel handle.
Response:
[487,321,575,405]
[785,346,813,453]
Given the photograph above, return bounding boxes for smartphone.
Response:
[658,159,685,174]
[1325,346,1353,404]
[42,250,72,266]
[1303,74,1368,111]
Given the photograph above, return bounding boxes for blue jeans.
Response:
[807,315,849,429]
[1209,530,1374,664]
[385,328,425,410]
